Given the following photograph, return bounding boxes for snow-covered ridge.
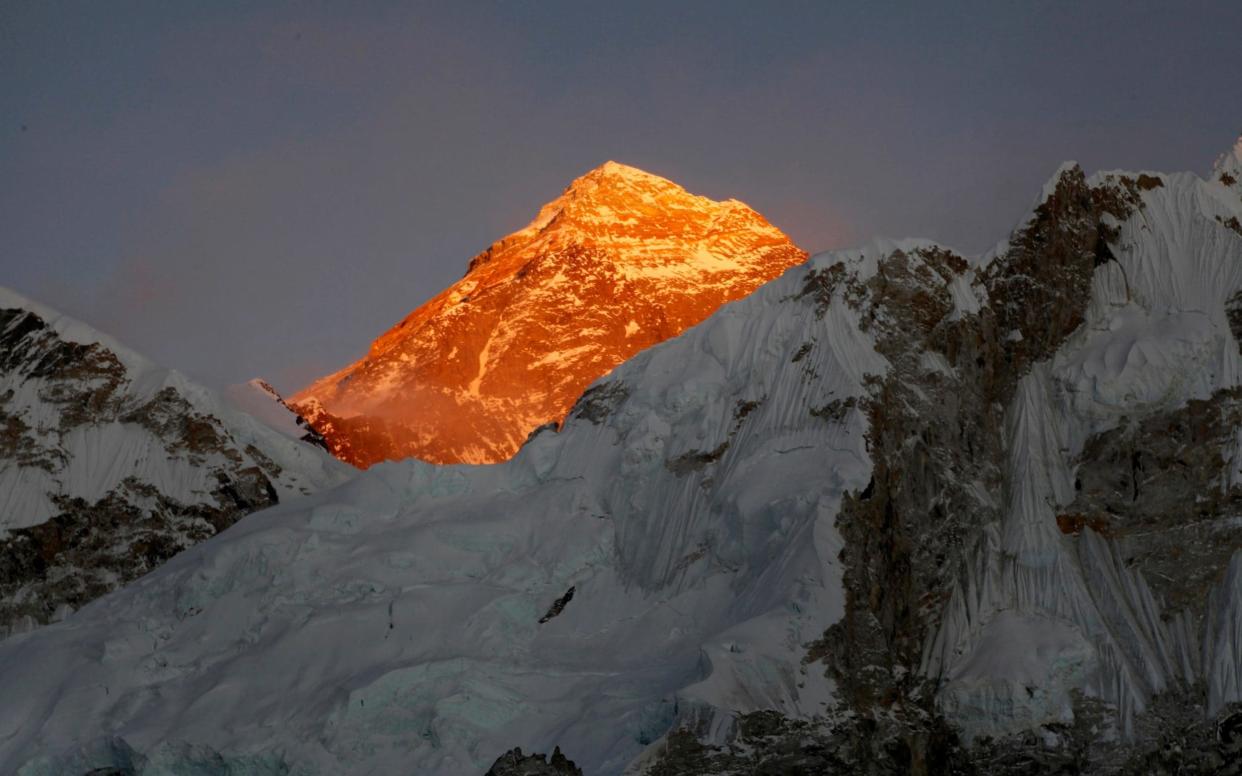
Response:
[1215,135,1242,186]
[0,285,156,376]
[0,287,351,635]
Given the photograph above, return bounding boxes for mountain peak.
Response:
[464,161,785,283]
[584,159,659,180]
[553,160,690,207]
[1215,133,1242,186]
[291,165,807,467]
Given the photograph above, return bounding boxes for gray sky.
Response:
[3,1,1241,391]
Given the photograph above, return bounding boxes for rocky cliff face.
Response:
[0,288,350,637]
[645,149,1242,773]
[0,141,1241,776]
[292,161,807,467]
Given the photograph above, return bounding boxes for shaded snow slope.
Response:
[0,254,883,774]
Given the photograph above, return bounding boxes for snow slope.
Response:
[0,287,347,529]
[223,378,330,450]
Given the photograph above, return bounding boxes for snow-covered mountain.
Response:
[0,287,352,638]
[2,139,1242,775]
[223,378,331,452]
[292,161,807,467]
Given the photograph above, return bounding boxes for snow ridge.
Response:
[930,165,1242,741]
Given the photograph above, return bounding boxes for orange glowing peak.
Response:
[292,162,806,467]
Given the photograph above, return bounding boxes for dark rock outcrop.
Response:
[485,746,583,776]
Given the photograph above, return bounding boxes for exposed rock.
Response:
[569,381,631,425]
[538,586,575,623]
[1065,387,1242,625]
[664,399,763,475]
[641,708,973,775]
[485,746,583,776]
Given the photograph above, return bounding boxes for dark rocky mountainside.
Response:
[632,152,1242,774]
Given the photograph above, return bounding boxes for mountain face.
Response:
[0,288,351,638]
[3,141,1242,776]
[292,161,807,467]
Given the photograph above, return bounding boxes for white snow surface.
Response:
[0,258,884,775]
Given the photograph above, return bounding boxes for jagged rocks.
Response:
[979,166,1140,389]
[658,164,1232,773]
[1227,290,1242,349]
[815,168,1147,707]
[295,399,415,464]
[639,708,973,776]
[570,381,630,425]
[485,747,583,776]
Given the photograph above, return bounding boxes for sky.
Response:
[3,1,1241,391]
